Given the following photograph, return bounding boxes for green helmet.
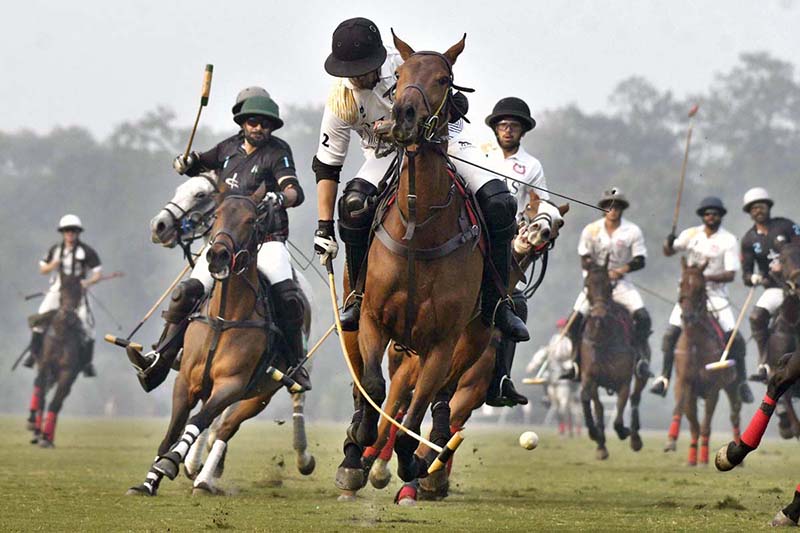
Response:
[233,95,283,130]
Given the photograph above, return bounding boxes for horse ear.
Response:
[251,183,267,204]
[391,29,415,60]
[526,191,541,215]
[681,255,687,270]
[558,203,570,216]
[443,34,466,65]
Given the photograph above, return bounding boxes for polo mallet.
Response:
[523,310,578,385]
[184,64,214,159]
[671,104,700,236]
[24,271,125,301]
[324,257,463,474]
[10,344,31,371]
[705,286,756,371]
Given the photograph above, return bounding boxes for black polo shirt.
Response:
[741,217,800,287]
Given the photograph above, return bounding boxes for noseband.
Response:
[209,195,265,276]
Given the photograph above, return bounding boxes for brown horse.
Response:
[715,242,800,526]
[335,33,492,491]
[27,274,88,447]
[580,259,645,460]
[671,258,739,465]
[127,184,300,496]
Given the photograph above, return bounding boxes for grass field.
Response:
[0,415,796,532]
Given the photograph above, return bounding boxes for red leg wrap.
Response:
[43,411,57,442]
[396,483,417,503]
[35,412,42,431]
[362,446,379,459]
[668,415,681,440]
[29,386,42,412]
[379,419,401,462]
[688,440,698,465]
[700,437,709,464]
[741,395,777,449]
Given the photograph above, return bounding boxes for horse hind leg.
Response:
[354,316,389,449]
[39,369,79,447]
[699,392,719,465]
[27,372,47,441]
[725,384,742,444]
[772,484,800,527]
[292,392,315,476]
[629,375,645,452]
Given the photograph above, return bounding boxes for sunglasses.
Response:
[496,120,522,132]
[244,117,273,129]
[702,210,722,217]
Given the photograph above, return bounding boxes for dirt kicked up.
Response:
[0,416,793,531]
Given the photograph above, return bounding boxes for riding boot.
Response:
[81,339,96,377]
[632,309,653,379]
[487,291,529,407]
[23,330,45,369]
[749,307,771,382]
[271,278,311,392]
[559,312,584,381]
[337,178,379,332]
[728,330,754,404]
[477,180,529,342]
[650,325,681,397]
[126,278,205,393]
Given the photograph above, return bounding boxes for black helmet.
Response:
[324,18,387,78]
[485,97,536,132]
[696,196,727,217]
[449,91,469,123]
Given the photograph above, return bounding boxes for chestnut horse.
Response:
[671,259,739,465]
[128,184,301,496]
[27,274,89,447]
[716,242,800,526]
[336,33,492,491]
[580,259,645,460]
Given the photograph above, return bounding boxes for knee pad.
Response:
[510,290,528,322]
[338,178,378,244]
[163,278,205,323]
[476,180,517,239]
[271,279,305,326]
[632,308,652,335]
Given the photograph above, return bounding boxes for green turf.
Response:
[0,416,795,531]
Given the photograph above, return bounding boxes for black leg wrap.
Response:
[783,491,800,524]
[271,279,310,390]
[749,306,771,365]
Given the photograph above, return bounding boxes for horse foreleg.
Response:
[717,350,800,471]
[39,369,79,447]
[292,392,315,476]
[613,380,631,441]
[684,386,700,466]
[773,483,800,527]
[700,391,719,465]
[27,371,47,438]
[354,315,389,448]
[724,384,742,444]
[336,330,368,498]
[580,383,598,443]
[592,386,608,460]
[629,375,645,451]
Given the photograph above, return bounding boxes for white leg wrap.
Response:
[194,440,227,488]
[173,424,200,459]
[185,429,209,476]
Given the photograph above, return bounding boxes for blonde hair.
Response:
[327,80,358,125]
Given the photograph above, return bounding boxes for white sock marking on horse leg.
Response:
[194,440,226,488]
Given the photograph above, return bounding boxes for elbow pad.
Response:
[312,156,342,183]
[280,177,305,207]
[627,255,645,272]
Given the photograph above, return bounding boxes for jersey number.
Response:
[321,133,330,148]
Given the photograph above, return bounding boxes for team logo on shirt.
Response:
[251,165,259,174]
[512,162,526,175]
[225,173,240,189]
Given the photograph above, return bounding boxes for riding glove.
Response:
[314,220,339,264]
[173,152,198,175]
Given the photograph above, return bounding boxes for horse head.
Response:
[206,183,267,281]
[391,31,466,146]
[514,191,569,253]
[151,173,217,247]
[54,274,83,334]
[679,256,708,323]
[585,259,612,319]
[779,241,800,299]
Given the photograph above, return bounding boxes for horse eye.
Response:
[195,192,206,199]
[438,77,449,86]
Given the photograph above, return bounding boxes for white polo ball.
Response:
[519,431,539,450]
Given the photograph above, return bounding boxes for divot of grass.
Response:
[715,496,746,510]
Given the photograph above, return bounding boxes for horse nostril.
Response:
[541,228,551,241]
[404,106,415,122]
[156,221,166,233]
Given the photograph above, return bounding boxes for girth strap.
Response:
[374,221,479,260]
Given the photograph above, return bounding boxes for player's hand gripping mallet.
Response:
[705,286,756,371]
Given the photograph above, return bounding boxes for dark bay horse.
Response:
[715,242,800,526]
[580,259,645,460]
[27,274,88,447]
[128,184,301,496]
[666,259,741,465]
[336,33,492,491]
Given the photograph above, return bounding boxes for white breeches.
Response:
[352,153,396,187]
[755,288,785,315]
[190,241,294,292]
[667,295,735,331]
[548,381,573,420]
[572,282,645,315]
[36,288,93,337]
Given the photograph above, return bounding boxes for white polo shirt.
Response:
[673,224,740,299]
[578,217,647,271]
[486,145,549,211]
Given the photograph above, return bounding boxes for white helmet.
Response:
[58,214,83,232]
[742,187,774,213]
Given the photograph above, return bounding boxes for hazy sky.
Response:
[3,1,799,139]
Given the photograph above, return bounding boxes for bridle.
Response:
[208,195,271,278]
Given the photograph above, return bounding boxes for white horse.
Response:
[152,174,316,491]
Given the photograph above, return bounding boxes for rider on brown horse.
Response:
[25,214,101,377]
[126,90,310,392]
[312,17,529,344]
[652,196,754,403]
[483,97,548,407]
[562,188,652,381]
[740,187,800,383]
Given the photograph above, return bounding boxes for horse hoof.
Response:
[184,464,202,481]
[368,459,392,489]
[614,424,631,440]
[395,484,418,506]
[192,481,220,496]
[596,447,609,460]
[663,439,677,453]
[29,437,39,445]
[125,484,154,497]
[26,421,36,432]
[419,470,449,501]
[779,425,796,440]
[771,510,798,527]
[297,455,316,476]
[630,434,643,452]
[337,491,357,502]
[38,439,54,449]
[153,454,180,480]
[334,467,365,491]
[714,444,736,472]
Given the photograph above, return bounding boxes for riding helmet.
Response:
[324,18,387,78]
[233,95,283,130]
[598,187,629,210]
[485,97,536,132]
[232,86,271,114]
[58,214,83,232]
[742,187,773,213]
[696,196,727,217]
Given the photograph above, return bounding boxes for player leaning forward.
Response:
[312,18,565,342]
[650,196,753,403]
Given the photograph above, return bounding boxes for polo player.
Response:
[313,17,546,345]
[25,214,101,376]
[651,196,754,403]
[483,97,549,406]
[740,187,800,382]
[562,188,653,381]
[126,89,310,392]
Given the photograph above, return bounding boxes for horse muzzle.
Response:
[207,245,232,280]
[150,213,178,248]
[391,103,419,146]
